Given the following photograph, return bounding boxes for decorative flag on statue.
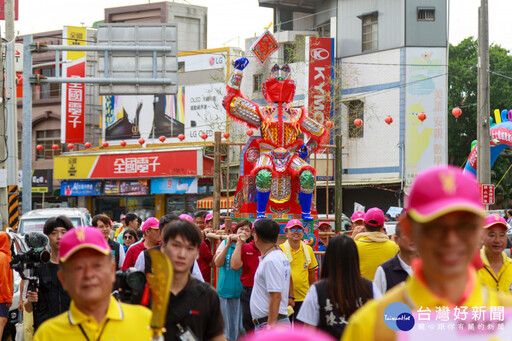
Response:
[249,30,279,66]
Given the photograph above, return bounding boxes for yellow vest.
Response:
[478,246,512,294]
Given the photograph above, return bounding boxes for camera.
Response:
[113,268,146,304]
[9,232,51,309]
[10,232,50,275]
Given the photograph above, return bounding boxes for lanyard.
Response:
[78,319,110,341]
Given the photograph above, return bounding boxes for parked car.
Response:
[18,207,91,235]
[3,229,28,340]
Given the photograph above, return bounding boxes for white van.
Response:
[18,208,91,235]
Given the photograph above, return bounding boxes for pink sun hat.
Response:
[141,217,160,232]
[365,207,385,227]
[59,226,111,263]
[205,212,214,222]
[483,214,508,229]
[350,211,365,222]
[285,219,303,230]
[406,166,485,223]
[179,214,194,223]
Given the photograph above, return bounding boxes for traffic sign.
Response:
[481,184,495,205]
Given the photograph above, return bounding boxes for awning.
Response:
[197,195,235,209]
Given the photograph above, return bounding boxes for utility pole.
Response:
[477,0,491,185]
[0,0,19,229]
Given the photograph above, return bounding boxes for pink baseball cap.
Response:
[365,208,385,227]
[318,221,332,228]
[59,226,111,263]
[120,214,126,220]
[406,166,485,223]
[205,212,213,222]
[483,214,507,229]
[141,217,160,232]
[179,214,194,223]
[285,219,303,230]
[351,211,365,222]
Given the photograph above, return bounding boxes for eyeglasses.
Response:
[289,228,303,232]
[319,226,331,231]
[123,235,134,240]
[421,223,479,240]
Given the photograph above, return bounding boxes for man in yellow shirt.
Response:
[280,219,318,321]
[478,214,512,294]
[342,166,512,341]
[33,226,152,341]
[354,207,399,281]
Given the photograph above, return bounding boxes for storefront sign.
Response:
[32,170,53,193]
[61,180,102,196]
[151,177,198,194]
[54,150,201,179]
[61,26,86,144]
[104,180,149,195]
[305,36,334,125]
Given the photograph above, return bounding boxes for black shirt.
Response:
[32,262,71,331]
[164,277,224,341]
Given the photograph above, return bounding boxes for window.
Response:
[253,74,263,92]
[361,13,378,52]
[283,43,295,64]
[36,130,62,160]
[417,8,435,21]
[37,68,60,99]
[347,100,364,138]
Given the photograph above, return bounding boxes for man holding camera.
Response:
[33,226,152,341]
[25,216,73,331]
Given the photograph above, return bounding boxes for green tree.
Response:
[448,37,512,207]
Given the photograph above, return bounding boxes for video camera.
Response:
[9,232,51,307]
[113,268,146,304]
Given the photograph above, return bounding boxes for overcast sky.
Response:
[5,0,512,51]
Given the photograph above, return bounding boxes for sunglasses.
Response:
[289,228,303,232]
[123,235,134,240]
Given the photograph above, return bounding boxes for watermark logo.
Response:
[383,302,415,331]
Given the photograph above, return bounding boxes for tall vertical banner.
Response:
[305,37,334,126]
[61,26,86,144]
[404,47,448,190]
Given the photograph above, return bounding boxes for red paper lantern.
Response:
[120,140,127,147]
[452,107,462,119]
[102,142,109,148]
[354,118,363,127]
[325,120,333,128]
[178,134,185,141]
[36,144,43,151]
[138,138,145,145]
[159,136,166,143]
[201,133,208,140]
[52,144,59,150]
[223,132,230,139]
[246,130,254,137]
[85,142,92,149]
[384,116,393,125]
[418,112,427,122]
[67,143,74,150]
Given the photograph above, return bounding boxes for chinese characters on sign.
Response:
[113,156,160,174]
[249,30,280,66]
[481,184,495,205]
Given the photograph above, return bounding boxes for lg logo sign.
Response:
[310,48,330,61]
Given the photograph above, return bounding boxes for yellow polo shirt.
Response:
[33,296,152,341]
[478,246,512,294]
[279,242,318,302]
[355,235,399,281]
[342,263,512,341]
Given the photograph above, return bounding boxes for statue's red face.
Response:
[262,64,296,103]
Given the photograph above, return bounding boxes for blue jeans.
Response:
[219,297,243,341]
[254,317,291,333]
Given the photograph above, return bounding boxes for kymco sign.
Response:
[306,37,334,125]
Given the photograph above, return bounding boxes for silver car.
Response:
[18,207,91,235]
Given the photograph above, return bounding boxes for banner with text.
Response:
[305,37,334,126]
[104,180,149,196]
[61,26,86,144]
[151,177,198,194]
[61,180,102,196]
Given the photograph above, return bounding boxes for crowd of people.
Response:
[1,165,512,340]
